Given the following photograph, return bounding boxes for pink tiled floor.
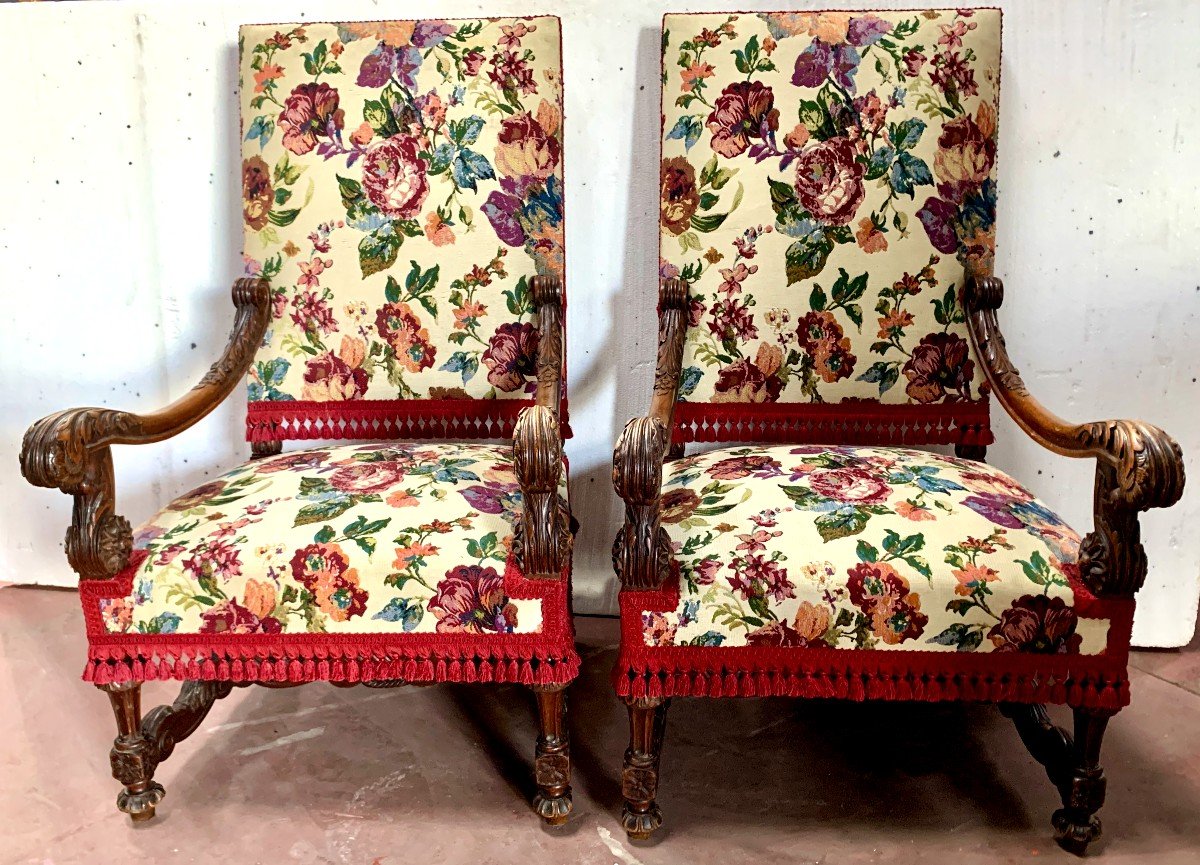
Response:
[2,585,1199,864]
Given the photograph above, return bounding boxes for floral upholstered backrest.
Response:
[660,9,1000,446]
[239,18,566,442]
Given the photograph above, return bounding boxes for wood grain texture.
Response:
[19,278,271,580]
[101,680,234,822]
[964,270,1185,596]
[611,278,687,592]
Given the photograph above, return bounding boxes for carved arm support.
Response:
[19,278,272,580]
[511,274,569,578]
[530,274,564,416]
[963,272,1185,597]
[610,278,688,591]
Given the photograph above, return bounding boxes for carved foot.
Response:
[621,802,663,840]
[532,684,573,825]
[533,791,572,826]
[622,697,669,840]
[117,781,166,822]
[1001,703,1113,856]
[1053,807,1102,856]
[101,679,232,823]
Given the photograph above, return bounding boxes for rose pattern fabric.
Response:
[97,442,568,636]
[240,19,564,405]
[644,444,1111,654]
[660,11,999,405]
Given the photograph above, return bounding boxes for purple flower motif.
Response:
[846,15,893,48]
[792,40,861,93]
[917,196,960,254]
[412,21,456,49]
[961,493,1024,529]
[357,43,423,90]
[482,190,526,247]
[459,482,520,516]
[357,43,396,88]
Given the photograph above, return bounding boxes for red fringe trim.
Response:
[245,398,572,443]
[612,655,1129,709]
[81,552,578,687]
[615,562,1135,710]
[671,400,992,447]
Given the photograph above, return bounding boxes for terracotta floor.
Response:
[3,587,1199,865]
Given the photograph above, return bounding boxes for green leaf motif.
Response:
[785,233,834,285]
[360,227,402,279]
[926,623,984,652]
[815,507,870,542]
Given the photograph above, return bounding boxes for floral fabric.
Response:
[97,443,567,636]
[644,445,1112,654]
[239,18,564,406]
[659,10,999,408]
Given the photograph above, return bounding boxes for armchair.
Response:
[613,8,1184,853]
[21,16,576,825]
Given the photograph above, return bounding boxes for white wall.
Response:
[1,0,1197,646]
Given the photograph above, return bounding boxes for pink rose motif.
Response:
[328,461,406,494]
[429,564,518,634]
[301,351,368,402]
[808,467,890,504]
[482,322,539,392]
[362,136,430,218]
[793,137,866,225]
[182,539,242,582]
[705,81,779,158]
[279,83,345,156]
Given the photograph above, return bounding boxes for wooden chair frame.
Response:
[20,275,575,825]
[611,271,1185,852]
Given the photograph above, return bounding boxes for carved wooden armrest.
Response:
[964,272,1185,597]
[530,274,564,416]
[612,415,672,591]
[610,277,690,592]
[18,278,272,580]
[512,405,570,578]
[509,274,570,578]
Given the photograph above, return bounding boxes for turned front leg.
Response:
[622,696,669,840]
[1052,708,1113,855]
[102,682,164,822]
[531,683,572,825]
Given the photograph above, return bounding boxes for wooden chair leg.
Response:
[100,679,233,822]
[621,696,669,840]
[1000,703,1114,855]
[531,683,572,825]
[102,682,165,822]
[1052,707,1112,855]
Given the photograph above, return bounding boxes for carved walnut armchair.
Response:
[613,8,1184,853]
[21,16,576,825]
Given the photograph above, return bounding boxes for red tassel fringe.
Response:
[671,399,992,447]
[246,398,572,443]
[612,658,1130,710]
[84,643,579,688]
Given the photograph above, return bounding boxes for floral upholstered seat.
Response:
[637,445,1118,657]
[22,16,577,826]
[611,8,1184,851]
[90,443,569,647]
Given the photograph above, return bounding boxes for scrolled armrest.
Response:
[530,274,564,416]
[612,415,671,591]
[512,404,570,578]
[964,272,1185,596]
[18,277,271,579]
